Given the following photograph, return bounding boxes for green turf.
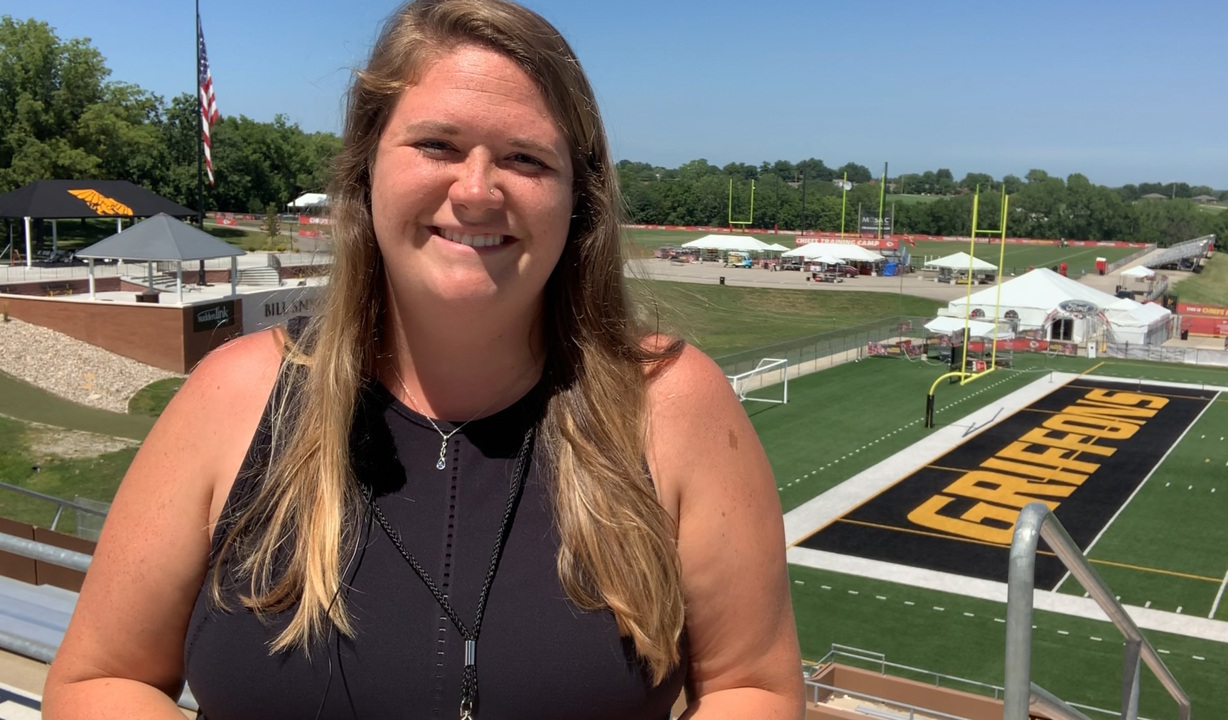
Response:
[1171,254,1228,307]
[629,279,942,359]
[789,565,1227,714]
[127,378,186,417]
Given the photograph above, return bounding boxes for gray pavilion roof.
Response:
[77,213,245,262]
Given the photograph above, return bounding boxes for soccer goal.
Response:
[727,358,788,405]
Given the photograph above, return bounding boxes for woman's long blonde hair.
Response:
[213,0,685,683]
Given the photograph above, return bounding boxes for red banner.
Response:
[298,215,332,225]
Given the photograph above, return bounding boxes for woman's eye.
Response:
[510,153,547,170]
[415,140,453,155]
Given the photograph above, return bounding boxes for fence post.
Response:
[1122,639,1142,720]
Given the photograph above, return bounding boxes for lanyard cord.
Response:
[364,425,534,720]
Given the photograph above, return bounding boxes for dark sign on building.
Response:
[194,301,236,332]
[859,213,893,236]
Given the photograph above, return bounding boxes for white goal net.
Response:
[727,358,788,405]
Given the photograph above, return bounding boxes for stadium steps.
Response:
[236,266,282,287]
[0,576,77,651]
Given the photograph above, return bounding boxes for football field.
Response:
[746,357,1228,714]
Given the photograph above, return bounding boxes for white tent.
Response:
[1120,265,1155,280]
[764,243,791,252]
[680,234,770,252]
[782,242,881,262]
[924,316,1013,339]
[924,251,997,272]
[1104,298,1172,344]
[289,192,329,208]
[944,268,1171,344]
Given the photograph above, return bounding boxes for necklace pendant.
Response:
[436,439,448,471]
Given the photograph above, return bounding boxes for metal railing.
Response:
[0,531,198,711]
[815,644,1006,699]
[1005,502,1191,720]
[0,481,107,535]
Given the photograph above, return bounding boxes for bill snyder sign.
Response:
[242,286,323,334]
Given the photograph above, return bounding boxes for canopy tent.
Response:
[0,179,195,268]
[924,316,1013,339]
[680,234,771,253]
[77,213,244,303]
[288,192,329,208]
[763,243,790,252]
[812,255,847,266]
[924,251,997,272]
[943,268,1171,345]
[1120,265,1155,280]
[1103,298,1173,344]
[782,242,881,262]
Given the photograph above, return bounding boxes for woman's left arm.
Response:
[646,344,804,719]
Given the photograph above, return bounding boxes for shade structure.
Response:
[77,213,244,262]
[76,213,245,303]
[782,242,881,262]
[1120,265,1155,279]
[680,234,771,252]
[764,243,790,252]
[812,255,847,266]
[0,179,194,219]
[924,251,998,272]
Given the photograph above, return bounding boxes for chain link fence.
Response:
[714,316,932,377]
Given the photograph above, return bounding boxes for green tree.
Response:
[261,202,280,247]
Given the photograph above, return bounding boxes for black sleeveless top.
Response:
[183,377,686,719]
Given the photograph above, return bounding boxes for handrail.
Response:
[804,680,977,720]
[0,531,198,712]
[0,480,107,534]
[815,647,1004,699]
[1005,502,1191,720]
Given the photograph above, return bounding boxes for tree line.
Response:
[2,16,1225,246]
[619,160,1228,246]
[0,17,338,213]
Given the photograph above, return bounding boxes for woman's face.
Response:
[370,44,575,321]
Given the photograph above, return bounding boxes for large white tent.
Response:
[942,268,1171,344]
[924,251,997,272]
[1120,265,1155,280]
[782,242,881,262]
[289,192,329,208]
[680,234,770,252]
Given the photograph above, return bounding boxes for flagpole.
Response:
[196,0,204,229]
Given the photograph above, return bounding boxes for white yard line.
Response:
[1054,389,1221,592]
[1210,567,1228,620]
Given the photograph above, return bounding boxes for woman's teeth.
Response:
[439,228,506,248]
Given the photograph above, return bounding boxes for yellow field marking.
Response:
[1078,361,1105,377]
[1086,557,1221,583]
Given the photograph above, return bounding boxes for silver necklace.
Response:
[389,365,505,471]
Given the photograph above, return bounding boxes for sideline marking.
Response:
[1085,558,1220,584]
[833,517,1057,557]
[1210,567,1228,620]
[1054,389,1222,592]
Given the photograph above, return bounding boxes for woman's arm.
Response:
[42,330,285,719]
[646,344,804,720]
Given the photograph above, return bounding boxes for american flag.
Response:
[198,15,220,185]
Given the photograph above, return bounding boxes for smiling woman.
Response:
[43,2,803,719]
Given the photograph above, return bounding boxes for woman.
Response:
[44,1,803,717]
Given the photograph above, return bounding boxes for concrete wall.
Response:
[0,294,242,373]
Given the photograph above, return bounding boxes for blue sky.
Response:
[8,0,1228,188]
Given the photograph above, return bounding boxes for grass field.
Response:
[1171,254,1228,307]
[623,228,1144,276]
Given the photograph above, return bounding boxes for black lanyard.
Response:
[364,425,534,720]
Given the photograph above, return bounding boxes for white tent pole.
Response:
[117,218,122,234]
[147,261,153,291]
[230,256,237,296]
[51,219,58,251]
[177,262,183,304]
[88,258,96,299]
[23,216,31,268]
